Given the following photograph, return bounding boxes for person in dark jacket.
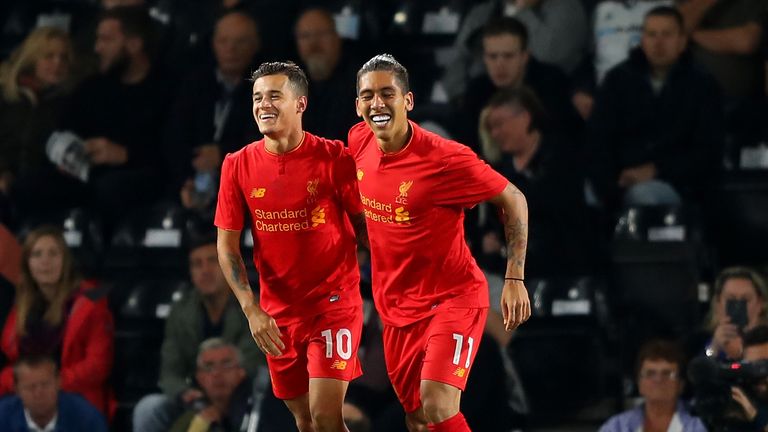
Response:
[0,355,108,432]
[458,16,582,158]
[480,87,593,278]
[587,6,724,210]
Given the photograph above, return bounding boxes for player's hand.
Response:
[732,386,758,421]
[192,144,222,172]
[501,280,530,331]
[244,303,285,356]
[85,137,128,165]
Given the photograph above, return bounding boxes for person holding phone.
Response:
[706,267,768,360]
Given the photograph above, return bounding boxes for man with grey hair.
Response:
[168,338,251,432]
[133,234,263,432]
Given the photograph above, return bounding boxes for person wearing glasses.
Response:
[169,338,251,432]
[599,339,706,432]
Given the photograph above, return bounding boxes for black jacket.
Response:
[458,56,583,154]
[587,48,724,206]
[163,66,260,188]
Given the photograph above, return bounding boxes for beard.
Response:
[102,47,131,77]
[304,54,334,81]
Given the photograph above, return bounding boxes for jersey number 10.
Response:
[321,329,352,360]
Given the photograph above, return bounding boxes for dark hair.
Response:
[486,86,547,132]
[99,6,157,55]
[645,6,685,32]
[187,229,217,254]
[482,17,529,51]
[356,54,410,95]
[636,339,686,378]
[295,7,337,34]
[215,10,260,38]
[13,355,58,384]
[250,61,308,97]
[744,325,768,349]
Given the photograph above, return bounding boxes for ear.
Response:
[355,97,362,117]
[297,95,307,114]
[404,92,414,112]
[126,36,143,56]
[521,50,530,66]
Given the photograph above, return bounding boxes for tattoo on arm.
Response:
[350,213,369,249]
[503,215,528,273]
[225,252,250,291]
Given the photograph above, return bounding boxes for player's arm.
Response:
[488,183,531,331]
[217,228,284,356]
[348,211,369,249]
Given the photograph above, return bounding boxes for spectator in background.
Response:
[441,0,588,101]
[294,7,360,141]
[731,325,768,429]
[132,233,264,432]
[0,355,108,432]
[0,226,115,419]
[680,0,764,102]
[165,11,261,218]
[704,266,768,361]
[0,27,77,223]
[58,6,172,224]
[571,0,670,120]
[586,6,723,210]
[481,87,593,278]
[168,338,252,432]
[599,339,706,431]
[459,17,581,158]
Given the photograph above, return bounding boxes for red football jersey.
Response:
[347,121,509,327]
[215,132,362,323]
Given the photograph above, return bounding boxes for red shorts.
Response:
[382,307,488,413]
[267,305,363,400]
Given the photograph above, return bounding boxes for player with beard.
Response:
[215,61,367,432]
[348,54,531,432]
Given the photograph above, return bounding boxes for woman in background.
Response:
[0,226,115,419]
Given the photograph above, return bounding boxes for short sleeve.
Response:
[214,154,246,230]
[431,144,509,208]
[334,147,363,215]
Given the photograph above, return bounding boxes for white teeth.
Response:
[371,114,391,126]
[260,114,276,120]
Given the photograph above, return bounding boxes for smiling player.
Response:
[215,61,366,432]
[348,54,531,432]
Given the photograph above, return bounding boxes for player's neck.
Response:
[264,128,305,154]
[377,122,412,154]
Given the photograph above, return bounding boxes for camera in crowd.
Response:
[689,356,768,431]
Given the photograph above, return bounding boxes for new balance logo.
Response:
[250,188,266,198]
[331,360,348,370]
[452,367,466,378]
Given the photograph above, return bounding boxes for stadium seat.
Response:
[510,276,617,420]
[713,171,768,265]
